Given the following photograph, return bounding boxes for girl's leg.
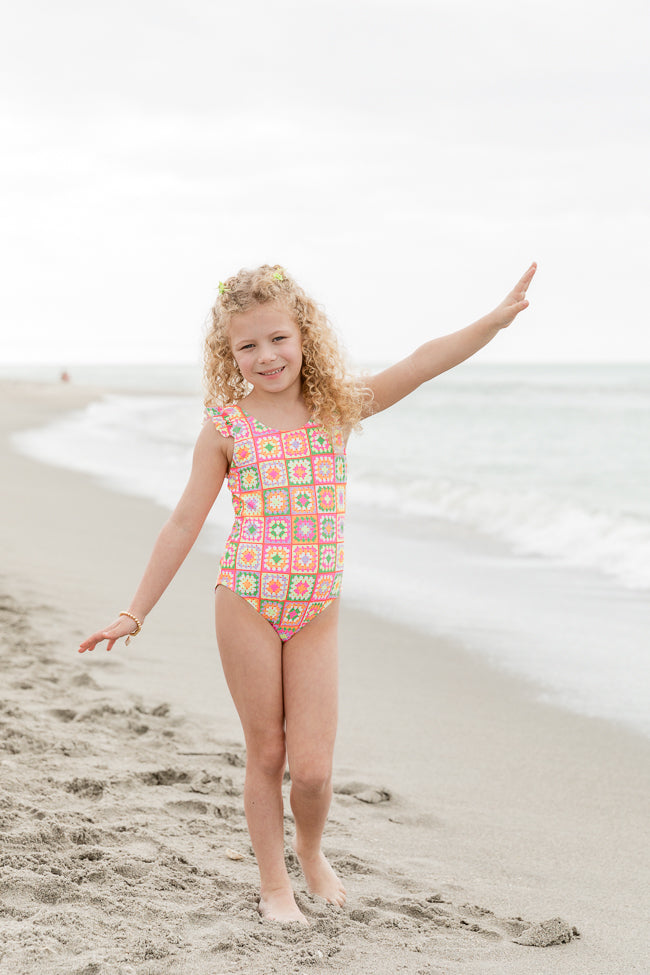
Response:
[214,586,307,924]
[283,599,346,906]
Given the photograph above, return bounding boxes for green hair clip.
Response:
[218,281,230,295]
[272,269,284,281]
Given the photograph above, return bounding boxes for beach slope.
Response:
[1,381,648,975]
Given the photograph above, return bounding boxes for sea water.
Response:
[8,362,650,737]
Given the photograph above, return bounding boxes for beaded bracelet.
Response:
[119,611,143,646]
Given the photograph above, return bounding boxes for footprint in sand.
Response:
[331,853,375,876]
[49,707,77,722]
[348,907,381,923]
[64,777,106,798]
[76,848,104,862]
[362,895,452,926]
[355,894,576,946]
[164,799,210,817]
[112,859,154,879]
[333,781,392,804]
[138,768,192,787]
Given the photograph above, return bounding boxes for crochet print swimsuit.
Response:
[204,404,346,641]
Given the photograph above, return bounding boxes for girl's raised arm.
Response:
[363,263,536,417]
[78,421,230,653]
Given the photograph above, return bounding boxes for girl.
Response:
[79,261,536,925]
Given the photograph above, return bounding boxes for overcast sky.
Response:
[1,0,648,365]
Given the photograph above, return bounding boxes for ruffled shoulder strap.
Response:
[203,404,248,440]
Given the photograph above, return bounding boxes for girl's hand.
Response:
[78,616,140,654]
[487,262,537,330]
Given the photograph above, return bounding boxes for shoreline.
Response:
[1,379,649,973]
[12,377,650,740]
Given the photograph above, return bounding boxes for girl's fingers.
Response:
[516,262,537,293]
[502,265,536,315]
[78,629,112,653]
[508,298,530,318]
[78,621,135,653]
[78,641,99,653]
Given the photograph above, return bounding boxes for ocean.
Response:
[8,362,650,738]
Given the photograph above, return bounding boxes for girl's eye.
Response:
[272,336,286,343]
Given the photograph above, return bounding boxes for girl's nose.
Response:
[257,345,277,364]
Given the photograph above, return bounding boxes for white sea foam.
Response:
[349,476,650,590]
[14,395,199,512]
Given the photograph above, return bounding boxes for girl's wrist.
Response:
[126,607,147,624]
[119,610,144,645]
[475,311,504,337]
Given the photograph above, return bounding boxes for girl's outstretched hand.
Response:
[78,616,140,654]
[488,262,537,330]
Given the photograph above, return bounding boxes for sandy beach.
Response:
[1,380,649,975]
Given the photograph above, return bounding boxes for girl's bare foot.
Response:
[259,885,309,925]
[292,838,347,907]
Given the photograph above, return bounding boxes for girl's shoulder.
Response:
[203,403,249,440]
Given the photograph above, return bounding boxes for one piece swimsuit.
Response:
[204,404,346,641]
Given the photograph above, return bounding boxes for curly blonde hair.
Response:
[204,264,369,430]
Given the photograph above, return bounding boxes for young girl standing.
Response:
[79,261,536,925]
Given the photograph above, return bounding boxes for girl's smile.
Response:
[257,365,285,377]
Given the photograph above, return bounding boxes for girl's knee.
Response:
[246,734,287,778]
[289,760,332,796]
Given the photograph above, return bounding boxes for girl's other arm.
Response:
[364,263,536,416]
[78,421,229,653]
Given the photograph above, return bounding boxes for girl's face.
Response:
[229,304,303,395]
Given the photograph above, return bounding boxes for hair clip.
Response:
[272,270,284,281]
[218,281,230,295]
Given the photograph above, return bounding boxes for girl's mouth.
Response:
[258,366,285,377]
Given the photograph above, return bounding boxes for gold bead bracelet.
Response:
[119,611,143,646]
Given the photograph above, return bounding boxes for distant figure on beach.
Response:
[60,369,71,383]
[79,261,536,924]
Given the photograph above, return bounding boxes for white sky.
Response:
[1,0,648,365]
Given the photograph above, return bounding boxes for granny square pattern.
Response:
[204,404,346,641]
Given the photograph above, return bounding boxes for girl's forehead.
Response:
[229,304,299,341]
